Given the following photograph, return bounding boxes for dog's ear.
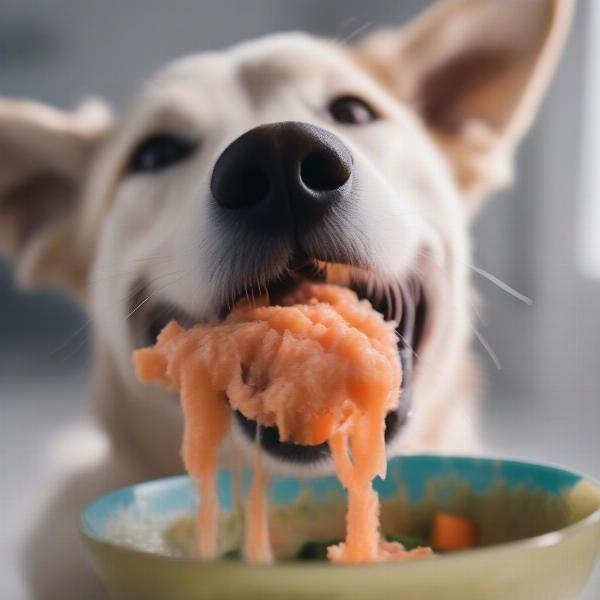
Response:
[355,0,574,209]
[0,98,112,300]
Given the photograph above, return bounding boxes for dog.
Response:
[0,0,573,597]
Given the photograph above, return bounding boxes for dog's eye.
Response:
[328,95,378,125]
[127,134,197,173]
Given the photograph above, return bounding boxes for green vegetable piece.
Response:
[384,533,430,550]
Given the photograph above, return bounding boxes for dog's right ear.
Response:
[0,98,112,301]
[355,0,574,212]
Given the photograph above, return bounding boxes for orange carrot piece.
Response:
[432,512,478,551]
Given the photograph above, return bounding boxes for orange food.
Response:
[432,512,478,551]
[133,282,432,563]
[243,440,273,563]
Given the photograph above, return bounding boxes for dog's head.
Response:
[0,0,572,473]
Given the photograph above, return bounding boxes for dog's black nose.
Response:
[210,122,352,233]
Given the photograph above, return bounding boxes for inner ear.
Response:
[418,49,515,133]
[2,173,78,250]
[353,0,573,207]
[0,97,112,299]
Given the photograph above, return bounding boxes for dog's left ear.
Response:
[0,98,112,300]
[356,0,574,210]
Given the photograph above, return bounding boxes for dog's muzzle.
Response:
[210,121,353,235]
[131,121,427,467]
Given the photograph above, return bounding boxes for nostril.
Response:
[214,164,270,210]
[300,151,351,192]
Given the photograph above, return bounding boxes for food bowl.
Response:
[80,455,600,600]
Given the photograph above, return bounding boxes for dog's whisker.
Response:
[126,294,154,320]
[396,331,421,362]
[120,271,184,312]
[423,253,533,307]
[470,265,533,306]
[469,296,488,328]
[50,319,93,356]
[51,273,172,358]
[335,16,361,38]
[125,272,187,322]
[473,327,502,370]
[56,330,93,365]
[335,20,376,45]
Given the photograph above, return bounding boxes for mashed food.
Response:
[134,282,432,563]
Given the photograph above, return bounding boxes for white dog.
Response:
[0,0,572,597]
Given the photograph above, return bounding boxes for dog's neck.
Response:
[90,345,184,477]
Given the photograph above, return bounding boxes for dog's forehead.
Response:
[231,33,356,86]
[147,33,363,108]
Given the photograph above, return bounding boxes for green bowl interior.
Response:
[81,455,600,561]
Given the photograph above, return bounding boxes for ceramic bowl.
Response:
[80,455,600,600]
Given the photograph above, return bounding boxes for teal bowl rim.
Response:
[80,454,600,569]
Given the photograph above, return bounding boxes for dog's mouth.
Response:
[131,257,428,464]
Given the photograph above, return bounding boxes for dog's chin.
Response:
[130,259,428,466]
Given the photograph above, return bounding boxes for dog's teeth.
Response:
[392,283,403,326]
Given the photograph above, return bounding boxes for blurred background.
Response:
[1,0,598,597]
